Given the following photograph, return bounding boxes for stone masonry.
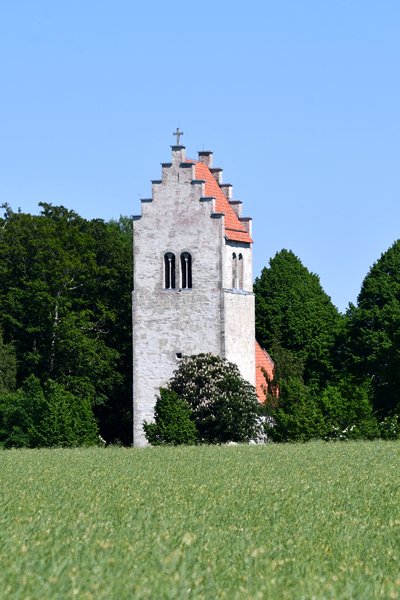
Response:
[132,144,262,447]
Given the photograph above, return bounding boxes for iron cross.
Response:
[173,127,184,145]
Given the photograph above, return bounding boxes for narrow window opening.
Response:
[164,252,176,289]
[232,252,238,289]
[180,252,192,289]
[238,253,243,289]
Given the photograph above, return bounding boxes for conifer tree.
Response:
[254,249,343,388]
[143,388,197,446]
[345,240,400,416]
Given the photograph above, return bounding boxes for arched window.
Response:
[180,252,192,289]
[164,253,176,289]
[238,253,243,289]
[232,253,238,289]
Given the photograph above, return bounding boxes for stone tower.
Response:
[132,144,272,446]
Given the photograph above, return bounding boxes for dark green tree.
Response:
[319,378,379,440]
[0,329,16,393]
[0,375,98,448]
[265,374,379,443]
[168,353,260,444]
[143,388,197,446]
[345,240,400,417]
[255,250,379,443]
[254,249,343,388]
[84,216,133,443]
[39,379,99,447]
[0,205,132,443]
[266,378,326,443]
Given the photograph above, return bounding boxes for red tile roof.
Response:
[255,340,274,403]
[193,161,253,244]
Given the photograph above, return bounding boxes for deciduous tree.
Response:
[0,329,16,393]
[0,205,132,443]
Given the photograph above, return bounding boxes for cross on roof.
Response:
[173,127,184,145]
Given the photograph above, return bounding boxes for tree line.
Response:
[0,204,132,446]
[1,203,400,446]
[255,247,400,441]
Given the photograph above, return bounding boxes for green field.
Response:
[1,442,399,599]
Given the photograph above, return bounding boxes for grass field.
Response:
[1,442,400,599]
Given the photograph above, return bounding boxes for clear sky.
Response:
[1,1,399,312]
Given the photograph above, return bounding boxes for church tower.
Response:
[132,140,272,446]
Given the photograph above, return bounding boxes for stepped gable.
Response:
[192,161,253,244]
[255,341,274,402]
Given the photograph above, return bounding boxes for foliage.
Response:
[143,388,197,446]
[319,378,379,440]
[39,379,99,447]
[379,415,400,440]
[1,443,400,598]
[267,341,305,384]
[344,240,400,417]
[168,353,260,443]
[0,204,133,443]
[267,374,379,443]
[0,375,98,448]
[254,249,343,388]
[0,328,16,393]
[260,342,305,417]
[254,250,381,443]
[265,340,379,442]
[267,378,326,442]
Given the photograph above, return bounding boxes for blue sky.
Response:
[1,0,399,312]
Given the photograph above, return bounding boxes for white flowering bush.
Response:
[167,354,260,444]
[379,415,400,440]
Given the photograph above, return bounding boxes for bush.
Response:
[379,415,400,440]
[0,375,98,448]
[39,379,99,447]
[268,378,326,442]
[168,354,260,444]
[268,376,380,443]
[143,388,197,446]
[320,379,379,440]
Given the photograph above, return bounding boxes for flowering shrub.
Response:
[379,415,400,440]
[168,354,260,444]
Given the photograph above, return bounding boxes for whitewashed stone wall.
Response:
[222,242,255,385]
[132,146,256,446]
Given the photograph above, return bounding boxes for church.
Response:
[132,136,273,446]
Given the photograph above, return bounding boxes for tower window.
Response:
[164,252,176,289]
[232,252,238,289]
[232,252,243,289]
[180,252,192,289]
[238,253,243,289]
